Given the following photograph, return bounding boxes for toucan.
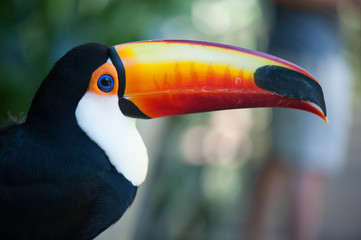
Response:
[0,40,327,239]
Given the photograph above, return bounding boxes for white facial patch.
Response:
[75,92,148,186]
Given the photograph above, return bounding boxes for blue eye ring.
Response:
[97,74,114,93]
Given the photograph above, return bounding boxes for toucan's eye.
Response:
[97,75,114,93]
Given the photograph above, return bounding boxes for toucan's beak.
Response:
[110,40,327,123]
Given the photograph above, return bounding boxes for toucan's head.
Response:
[26,40,327,186]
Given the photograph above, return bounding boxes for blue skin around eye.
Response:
[97,75,114,92]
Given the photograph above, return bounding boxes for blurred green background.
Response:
[1,0,361,239]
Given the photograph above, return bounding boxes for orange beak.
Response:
[110,40,327,123]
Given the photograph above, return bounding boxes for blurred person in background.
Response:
[247,0,360,240]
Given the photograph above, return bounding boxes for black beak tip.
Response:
[254,65,327,116]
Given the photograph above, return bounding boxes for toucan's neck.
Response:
[75,92,149,186]
[24,84,110,170]
[26,101,80,142]
[23,110,114,173]
[26,80,85,132]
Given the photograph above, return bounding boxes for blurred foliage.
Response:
[340,1,361,102]
[131,109,271,240]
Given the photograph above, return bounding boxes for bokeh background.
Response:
[1,0,360,239]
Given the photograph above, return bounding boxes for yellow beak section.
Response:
[112,40,327,122]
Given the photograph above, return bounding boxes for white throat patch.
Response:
[75,92,148,186]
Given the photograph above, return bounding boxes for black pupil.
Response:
[100,77,112,87]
